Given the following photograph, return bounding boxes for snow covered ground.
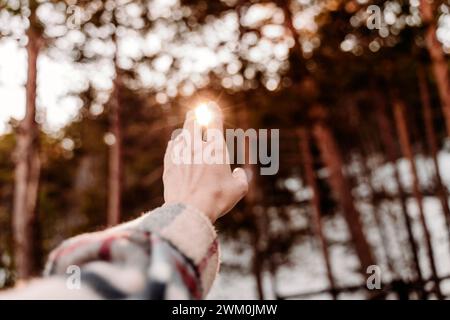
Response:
[208,152,450,299]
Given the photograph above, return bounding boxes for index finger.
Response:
[206,103,224,141]
[183,110,202,145]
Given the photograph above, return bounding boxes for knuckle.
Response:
[213,187,223,199]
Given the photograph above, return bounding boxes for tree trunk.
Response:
[248,166,265,300]
[236,105,266,299]
[417,65,450,236]
[359,153,399,279]
[313,122,375,273]
[284,3,375,273]
[420,0,450,137]
[298,127,337,299]
[12,26,41,280]
[107,67,122,227]
[374,94,424,291]
[251,230,265,300]
[393,98,443,299]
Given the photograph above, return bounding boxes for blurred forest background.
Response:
[0,0,450,299]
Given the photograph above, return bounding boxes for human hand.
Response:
[163,107,249,223]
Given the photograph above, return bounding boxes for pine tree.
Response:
[11,0,42,280]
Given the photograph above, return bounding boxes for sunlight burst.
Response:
[195,103,214,126]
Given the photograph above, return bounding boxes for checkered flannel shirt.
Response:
[43,203,220,299]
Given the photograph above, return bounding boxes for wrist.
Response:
[165,201,218,224]
[185,202,218,224]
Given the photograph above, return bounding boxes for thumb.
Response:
[231,167,249,198]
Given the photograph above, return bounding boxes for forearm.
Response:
[1,203,220,300]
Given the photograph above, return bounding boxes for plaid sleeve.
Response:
[43,203,220,300]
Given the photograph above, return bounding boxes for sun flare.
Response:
[195,103,214,126]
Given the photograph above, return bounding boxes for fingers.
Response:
[165,133,190,166]
[207,104,223,141]
[204,106,227,164]
[183,110,202,145]
[164,140,174,164]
